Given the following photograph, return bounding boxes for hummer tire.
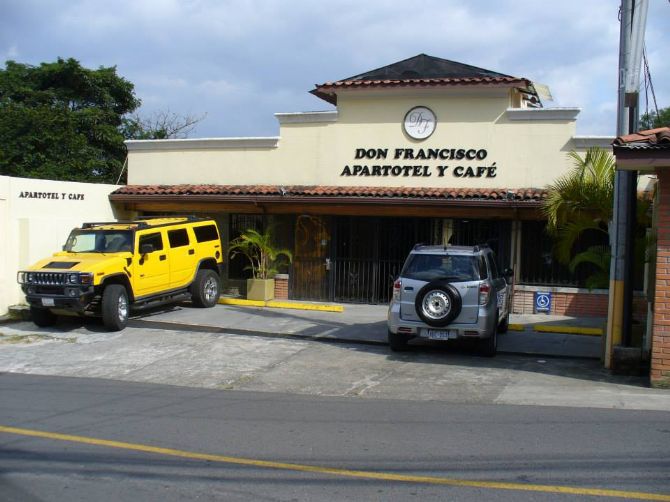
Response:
[190,269,220,308]
[30,306,57,327]
[102,284,129,331]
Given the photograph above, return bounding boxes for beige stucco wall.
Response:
[127,88,590,189]
[0,176,122,315]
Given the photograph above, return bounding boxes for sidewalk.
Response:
[129,300,605,359]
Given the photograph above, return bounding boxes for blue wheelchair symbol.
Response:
[534,292,551,313]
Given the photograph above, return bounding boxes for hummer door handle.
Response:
[159,255,166,261]
[188,249,195,255]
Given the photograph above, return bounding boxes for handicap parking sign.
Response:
[534,291,552,313]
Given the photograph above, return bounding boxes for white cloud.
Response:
[1,0,669,137]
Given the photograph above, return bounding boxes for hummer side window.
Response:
[139,232,163,252]
[194,224,219,243]
[168,229,189,248]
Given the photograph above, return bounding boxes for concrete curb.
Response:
[533,325,603,336]
[508,322,602,337]
[218,297,344,312]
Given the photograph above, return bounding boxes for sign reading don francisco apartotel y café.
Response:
[341,146,498,179]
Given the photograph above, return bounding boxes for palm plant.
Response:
[542,147,651,288]
[542,148,615,264]
[228,226,292,280]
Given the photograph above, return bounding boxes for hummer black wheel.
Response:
[30,307,57,327]
[190,269,220,308]
[101,284,129,331]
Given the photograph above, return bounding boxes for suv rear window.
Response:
[401,254,481,282]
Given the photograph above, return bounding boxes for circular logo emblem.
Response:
[403,106,436,140]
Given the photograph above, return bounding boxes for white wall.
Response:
[0,176,122,315]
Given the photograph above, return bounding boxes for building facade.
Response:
[113,54,623,313]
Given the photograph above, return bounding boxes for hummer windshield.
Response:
[64,230,134,253]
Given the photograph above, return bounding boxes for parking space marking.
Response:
[1,424,668,501]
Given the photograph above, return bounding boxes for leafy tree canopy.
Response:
[640,106,670,130]
[0,58,140,183]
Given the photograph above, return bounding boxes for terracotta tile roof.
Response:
[613,127,670,149]
[310,54,531,105]
[312,77,528,105]
[319,76,526,89]
[111,184,547,202]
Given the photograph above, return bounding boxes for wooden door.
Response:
[292,216,331,300]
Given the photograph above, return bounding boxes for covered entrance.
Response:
[290,215,512,304]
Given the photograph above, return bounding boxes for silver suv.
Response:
[387,244,512,356]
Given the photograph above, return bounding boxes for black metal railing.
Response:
[331,258,403,304]
[290,257,403,304]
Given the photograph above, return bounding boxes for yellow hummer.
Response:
[17,216,223,331]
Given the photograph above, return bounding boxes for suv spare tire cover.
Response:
[415,281,462,327]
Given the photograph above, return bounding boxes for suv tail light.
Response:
[392,279,401,301]
[479,283,490,305]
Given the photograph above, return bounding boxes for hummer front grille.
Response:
[30,272,67,285]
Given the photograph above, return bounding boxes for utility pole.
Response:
[605,0,648,368]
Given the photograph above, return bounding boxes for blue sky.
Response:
[2,0,668,138]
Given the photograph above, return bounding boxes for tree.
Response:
[0,58,141,183]
[120,110,205,140]
[640,106,670,130]
[542,147,650,289]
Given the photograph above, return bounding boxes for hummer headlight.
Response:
[17,272,25,284]
[27,273,35,283]
[80,273,93,285]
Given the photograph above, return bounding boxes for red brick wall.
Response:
[513,288,646,319]
[274,274,289,300]
[652,171,670,388]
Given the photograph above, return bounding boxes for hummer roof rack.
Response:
[81,215,206,230]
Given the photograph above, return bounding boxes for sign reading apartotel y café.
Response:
[18,191,86,200]
[341,106,498,178]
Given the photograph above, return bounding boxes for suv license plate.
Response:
[426,329,456,340]
[41,298,55,307]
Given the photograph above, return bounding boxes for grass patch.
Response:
[0,333,75,345]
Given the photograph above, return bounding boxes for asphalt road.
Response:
[1,373,669,501]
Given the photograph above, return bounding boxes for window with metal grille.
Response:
[519,220,603,287]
